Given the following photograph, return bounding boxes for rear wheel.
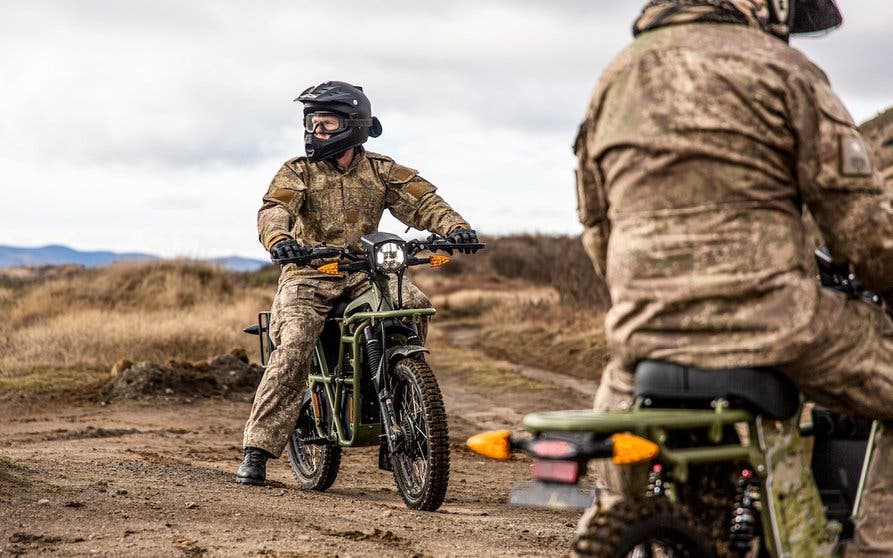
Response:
[388,357,449,511]
[285,393,341,491]
[574,498,717,558]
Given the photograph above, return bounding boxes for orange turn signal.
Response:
[466,430,512,461]
[611,433,659,465]
[317,262,340,275]
[429,255,451,267]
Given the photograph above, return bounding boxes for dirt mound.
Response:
[102,349,263,401]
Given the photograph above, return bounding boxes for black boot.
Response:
[236,447,269,485]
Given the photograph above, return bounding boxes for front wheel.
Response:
[574,498,717,558]
[285,393,341,491]
[388,357,449,511]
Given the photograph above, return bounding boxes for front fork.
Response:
[363,324,404,455]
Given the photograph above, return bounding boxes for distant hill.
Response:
[0,245,267,272]
[213,256,271,272]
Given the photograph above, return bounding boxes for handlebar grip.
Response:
[423,241,486,251]
[272,248,342,265]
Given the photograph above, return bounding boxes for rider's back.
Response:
[578,22,885,369]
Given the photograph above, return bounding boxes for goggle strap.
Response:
[341,118,373,127]
[304,116,373,132]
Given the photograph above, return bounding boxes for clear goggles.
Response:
[303,112,372,134]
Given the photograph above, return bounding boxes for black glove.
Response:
[446,227,480,254]
[270,238,310,261]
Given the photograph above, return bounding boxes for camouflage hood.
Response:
[633,0,789,37]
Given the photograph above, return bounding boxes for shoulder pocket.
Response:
[389,163,419,184]
[814,81,855,127]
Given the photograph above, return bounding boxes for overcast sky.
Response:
[2,1,891,259]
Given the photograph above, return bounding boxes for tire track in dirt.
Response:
[430,320,594,438]
[0,319,595,557]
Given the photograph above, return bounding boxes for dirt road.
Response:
[0,321,596,557]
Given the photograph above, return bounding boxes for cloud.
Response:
[0,1,639,169]
[1,1,891,258]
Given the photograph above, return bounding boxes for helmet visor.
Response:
[303,112,372,134]
[792,0,843,34]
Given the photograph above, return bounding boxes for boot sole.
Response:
[235,475,265,486]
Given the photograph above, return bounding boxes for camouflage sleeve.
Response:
[859,110,893,189]
[791,74,893,297]
[257,163,306,251]
[381,161,471,235]
[575,120,610,280]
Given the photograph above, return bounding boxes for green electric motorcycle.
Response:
[468,247,878,557]
[246,232,483,511]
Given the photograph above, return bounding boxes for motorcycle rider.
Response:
[576,1,892,554]
[237,81,477,485]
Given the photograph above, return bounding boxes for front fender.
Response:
[386,344,428,365]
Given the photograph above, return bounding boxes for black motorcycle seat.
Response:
[634,360,800,420]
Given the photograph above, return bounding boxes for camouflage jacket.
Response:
[576,6,893,368]
[258,149,470,278]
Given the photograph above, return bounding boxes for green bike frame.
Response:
[522,401,879,558]
[307,273,435,448]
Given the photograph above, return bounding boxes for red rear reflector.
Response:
[532,459,580,484]
[529,439,578,459]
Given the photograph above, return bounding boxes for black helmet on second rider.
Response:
[296,81,383,162]
[767,0,842,35]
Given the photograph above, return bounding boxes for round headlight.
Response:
[375,241,406,272]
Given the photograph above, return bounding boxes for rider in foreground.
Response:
[576,1,892,554]
[237,81,477,485]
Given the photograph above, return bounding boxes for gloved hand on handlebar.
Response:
[270,238,311,261]
[446,227,480,254]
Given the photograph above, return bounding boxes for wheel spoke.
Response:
[391,370,431,496]
[286,397,341,491]
[386,359,449,511]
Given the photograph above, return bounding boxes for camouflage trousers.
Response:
[594,289,893,557]
[242,273,430,457]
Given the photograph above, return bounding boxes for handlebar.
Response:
[271,234,485,268]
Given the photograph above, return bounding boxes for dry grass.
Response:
[428,343,554,392]
[418,235,610,381]
[435,234,610,309]
[0,261,274,395]
[0,235,610,399]
[428,286,560,319]
[475,302,609,382]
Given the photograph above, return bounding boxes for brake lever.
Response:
[405,239,422,256]
[429,242,486,254]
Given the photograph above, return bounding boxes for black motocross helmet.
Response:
[769,0,843,35]
[295,81,383,162]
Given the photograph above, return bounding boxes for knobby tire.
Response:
[573,497,717,558]
[389,357,449,511]
[286,394,341,491]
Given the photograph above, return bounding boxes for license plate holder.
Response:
[509,480,598,510]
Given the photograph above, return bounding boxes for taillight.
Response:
[532,459,580,483]
[528,439,579,459]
